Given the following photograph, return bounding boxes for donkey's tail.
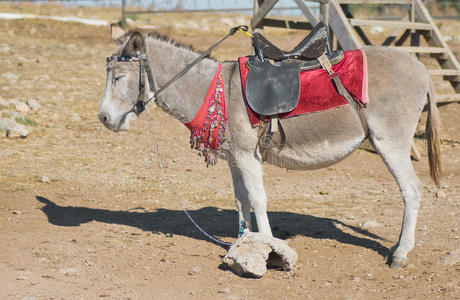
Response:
[426,77,441,188]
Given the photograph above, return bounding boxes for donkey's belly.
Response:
[264,135,364,170]
[262,106,366,170]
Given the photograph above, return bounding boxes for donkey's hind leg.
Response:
[372,138,422,268]
[228,151,273,237]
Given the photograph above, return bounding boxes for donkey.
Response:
[99,27,441,269]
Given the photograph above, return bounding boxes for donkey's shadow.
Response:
[36,196,390,258]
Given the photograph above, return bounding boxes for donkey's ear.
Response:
[110,24,127,45]
[121,31,145,56]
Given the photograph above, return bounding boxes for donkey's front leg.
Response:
[228,151,273,237]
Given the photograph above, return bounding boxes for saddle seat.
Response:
[253,22,328,61]
[246,50,344,71]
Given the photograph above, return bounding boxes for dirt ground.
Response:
[0,3,459,299]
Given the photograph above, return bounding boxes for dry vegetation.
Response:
[0,3,459,299]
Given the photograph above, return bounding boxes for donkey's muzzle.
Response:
[98,111,112,128]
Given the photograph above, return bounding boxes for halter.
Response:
[106,47,155,115]
[105,25,249,116]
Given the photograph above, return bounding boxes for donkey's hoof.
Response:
[390,256,408,269]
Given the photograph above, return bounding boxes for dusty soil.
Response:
[0,4,459,299]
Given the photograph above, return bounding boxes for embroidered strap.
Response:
[184,64,227,166]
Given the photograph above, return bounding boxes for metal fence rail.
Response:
[3,0,460,21]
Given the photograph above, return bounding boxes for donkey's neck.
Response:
[146,37,220,123]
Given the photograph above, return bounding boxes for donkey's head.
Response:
[99,26,146,131]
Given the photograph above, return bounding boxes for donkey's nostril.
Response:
[98,112,111,125]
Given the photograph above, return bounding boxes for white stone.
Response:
[436,190,446,199]
[0,44,10,53]
[443,248,460,266]
[59,267,78,276]
[2,73,19,81]
[26,98,41,111]
[0,118,29,138]
[187,266,201,275]
[222,232,297,278]
[15,101,30,114]
[362,220,382,230]
[10,111,24,121]
[0,99,10,108]
[71,113,82,122]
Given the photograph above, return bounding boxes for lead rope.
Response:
[139,25,250,112]
[145,107,232,248]
[137,26,253,248]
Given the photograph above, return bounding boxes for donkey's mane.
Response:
[116,29,217,60]
[146,31,216,61]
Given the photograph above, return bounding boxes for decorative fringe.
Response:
[188,66,227,166]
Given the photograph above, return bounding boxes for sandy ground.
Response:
[0,4,459,299]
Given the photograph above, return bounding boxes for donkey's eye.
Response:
[114,74,126,82]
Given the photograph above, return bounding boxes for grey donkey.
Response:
[99,27,441,269]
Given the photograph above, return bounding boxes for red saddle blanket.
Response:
[239,49,369,126]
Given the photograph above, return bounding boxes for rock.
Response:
[0,118,29,138]
[0,44,10,53]
[222,232,297,278]
[217,287,230,294]
[41,176,50,183]
[0,99,10,109]
[443,248,460,266]
[10,111,24,120]
[2,73,19,81]
[319,190,329,195]
[187,266,200,275]
[59,267,78,276]
[362,220,382,230]
[26,99,41,112]
[436,190,446,199]
[15,101,30,114]
[71,113,82,122]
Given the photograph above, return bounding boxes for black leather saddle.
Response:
[245,22,340,117]
[252,22,328,61]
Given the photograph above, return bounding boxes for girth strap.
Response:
[317,54,368,137]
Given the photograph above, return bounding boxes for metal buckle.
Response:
[329,71,338,79]
[107,55,140,63]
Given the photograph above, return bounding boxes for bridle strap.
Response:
[134,51,156,114]
[138,53,146,101]
[133,25,249,114]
